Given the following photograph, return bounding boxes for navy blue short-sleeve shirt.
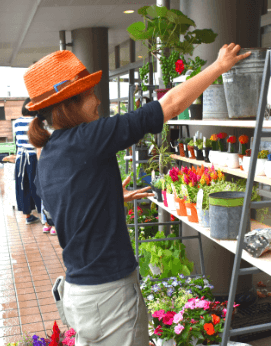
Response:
[34,100,164,285]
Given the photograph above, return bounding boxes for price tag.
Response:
[187,207,191,216]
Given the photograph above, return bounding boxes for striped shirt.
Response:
[14,116,36,159]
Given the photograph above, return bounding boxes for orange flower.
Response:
[204,323,215,335]
[212,314,220,325]
[238,135,249,145]
[227,135,236,144]
[210,134,218,141]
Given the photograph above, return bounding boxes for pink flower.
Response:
[190,319,197,324]
[175,60,185,74]
[181,166,189,174]
[163,311,177,325]
[128,209,133,215]
[183,175,190,184]
[195,300,210,310]
[222,308,227,318]
[153,309,166,321]
[233,303,240,308]
[173,311,184,324]
[65,329,76,338]
[174,324,185,334]
[154,325,163,336]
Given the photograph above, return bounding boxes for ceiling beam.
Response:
[9,0,42,66]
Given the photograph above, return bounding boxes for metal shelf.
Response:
[148,196,271,277]
[167,119,271,128]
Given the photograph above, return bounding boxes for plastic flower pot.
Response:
[185,202,199,222]
[209,150,219,165]
[194,146,204,160]
[155,188,163,202]
[202,147,211,162]
[243,156,267,176]
[166,193,176,211]
[174,195,187,216]
[162,190,168,207]
[217,151,228,167]
[178,143,186,157]
[183,143,190,158]
[227,153,240,169]
[209,191,251,240]
[188,146,196,159]
[156,339,176,346]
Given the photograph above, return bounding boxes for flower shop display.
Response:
[264,153,271,178]
[238,135,249,170]
[202,138,212,163]
[127,5,217,92]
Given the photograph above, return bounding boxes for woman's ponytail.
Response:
[28,117,51,148]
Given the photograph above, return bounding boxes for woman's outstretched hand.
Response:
[122,175,154,202]
[2,155,16,163]
[215,43,251,74]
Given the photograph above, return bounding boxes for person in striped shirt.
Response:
[14,98,41,224]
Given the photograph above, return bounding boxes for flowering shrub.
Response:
[141,275,214,314]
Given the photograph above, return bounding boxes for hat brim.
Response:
[26,70,102,111]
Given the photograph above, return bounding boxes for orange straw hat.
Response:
[23,50,102,111]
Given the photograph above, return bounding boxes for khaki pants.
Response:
[63,269,149,346]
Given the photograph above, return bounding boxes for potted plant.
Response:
[153,177,164,202]
[187,139,196,159]
[184,137,192,158]
[209,134,219,165]
[174,183,188,217]
[194,138,204,160]
[264,153,271,178]
[202,138,212,163]
[127,5,218,93]
[177,138,186,157]
[238,134,249,170]
[243,150,269,176]
[203,75,229,120]
[226,135,239,169]
[217,132,228,167]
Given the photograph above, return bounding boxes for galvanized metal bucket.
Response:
[209,191,250,240]
[222,48,268,119]
[203,85,229,119]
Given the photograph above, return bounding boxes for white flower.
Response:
[147,294,154,301]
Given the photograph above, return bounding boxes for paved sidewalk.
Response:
[0,166,67,345]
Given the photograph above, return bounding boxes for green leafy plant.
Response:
[195,139,203,150]
[204,139,213,148]
[127,5,217,88]
[184,137,192,145]
[139,62,150,91]
[139,230,194,279]
[212,75,223,85]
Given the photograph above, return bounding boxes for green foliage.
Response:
[195,139,203,150]
[213,75,223,85]
[258,150,269,159]
[184,137,192,144]
[204,139,213,148]
[139,62,150,91]
[139,230,194,279]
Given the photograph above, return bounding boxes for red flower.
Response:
[217,132,227,139]
[170,214,175,221]
[175,59,185,74]
[162,311,177,325]
[204,323,215,335]
[128,209,133,215]
[154,325,163,336]
[212,314,220,325]
[137,206,143,215]
[227,136,236,144]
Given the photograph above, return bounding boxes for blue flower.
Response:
[195,285,202,290]
[172,281,178,287]
[152,284,160,292]
[167,288,174,297]
[209,285,214,289]
[179,274,184,279]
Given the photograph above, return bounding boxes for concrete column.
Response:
[71,27,109,118]
[179,0,265,296]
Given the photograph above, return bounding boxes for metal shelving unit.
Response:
[158,50,271,345]
[127,84,206,283]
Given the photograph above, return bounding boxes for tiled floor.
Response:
[1,164,271,346]
[0,166,67,345]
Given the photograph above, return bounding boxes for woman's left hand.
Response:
[122,176,154,202]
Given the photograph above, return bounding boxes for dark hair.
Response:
[27,93,89,148]
[22,97,38,117]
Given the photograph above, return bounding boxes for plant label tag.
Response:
[189,109,191,118]
[189,151,191,158]
[149,144,154,155]
[175,201,180,210]
[203,137,206,147]
[151,170,156,182]
[239,158,243,165]
[203,149,206,156]
[149,264,161,275]
[183,144,186,150]
[195,150,197,155]
[187,207,191,216]
[196,189,204,212]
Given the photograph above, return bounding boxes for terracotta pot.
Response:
[174,195,187,216]
[185,202,199,223]
[155,88,171,100]
[238,154,245,170]
[178,143,185,157]
[188,145,196,159]
[162,190,168,207]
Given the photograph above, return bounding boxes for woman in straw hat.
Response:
[24,44,250,345]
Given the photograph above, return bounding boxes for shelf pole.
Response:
[221,49,271,346]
